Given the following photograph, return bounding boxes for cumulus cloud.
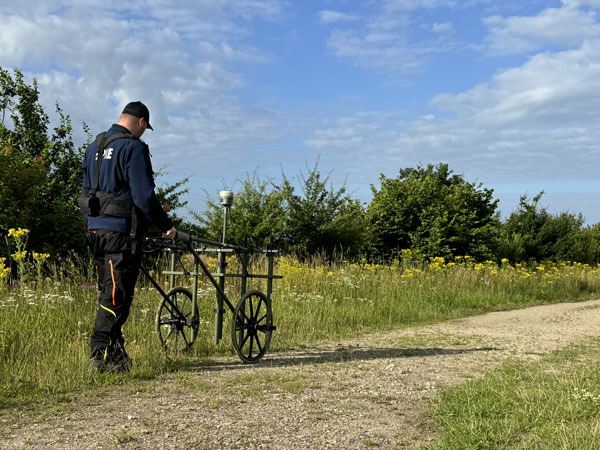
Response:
[484,2,600,54]
[431,22,455,33]
[306,0,600,221]
[308,36,600,191]
[0,0,290,185]
[318,10,360,24]
[324,6,458,78]
[382,0,456,12]
[432,41,600,127]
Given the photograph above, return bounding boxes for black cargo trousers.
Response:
[88,229,142,363]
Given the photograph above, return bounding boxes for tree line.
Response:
[197,165,600,264]
[1,67,598,265]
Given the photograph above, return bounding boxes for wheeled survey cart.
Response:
[139,191,281,363]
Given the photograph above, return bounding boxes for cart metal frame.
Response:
[140,192,281,363]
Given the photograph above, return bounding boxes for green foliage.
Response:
[194,172,286,246]
[196,164,367,258]
[0,67,89,257]
[0,147,46,233]
[0,68,48,156]
[279,162,367,257]
[154,168,191,232]
[499,192,596,263]
[366,163,499,260]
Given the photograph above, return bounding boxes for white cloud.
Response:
[307,0,600,212]
[308,36,600,192]
[318,10,360,24]
[433,39,600,126]
[325,9,457,77]
[382,0,456,12]
[431,22,454,33]
[484,3,600,54]
[327,29,437,75]
[0,0,297,217]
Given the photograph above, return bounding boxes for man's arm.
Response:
[125,142,174,235]
[162,226,176,239]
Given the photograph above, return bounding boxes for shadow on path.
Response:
[190,345,502,372]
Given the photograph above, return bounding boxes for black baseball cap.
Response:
[122,101,153,130]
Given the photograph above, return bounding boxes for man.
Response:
[82,101,176,373]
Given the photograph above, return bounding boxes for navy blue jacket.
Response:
[82,124,173,234]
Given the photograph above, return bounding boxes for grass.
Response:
[423,341,600,449]
[2,248,600,410]
[113,429,136,444]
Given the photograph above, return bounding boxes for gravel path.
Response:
[3,299,600,449]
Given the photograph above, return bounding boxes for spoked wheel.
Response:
[232,289,275,363]
[155,287,198,352]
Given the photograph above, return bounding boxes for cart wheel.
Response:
[155,287,198,352]
[232,289,274,363]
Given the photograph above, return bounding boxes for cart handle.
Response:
[174,231,192,244]
[174,231,249,252]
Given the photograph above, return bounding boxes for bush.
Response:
[366,163,499,260]
[499,192,596,263]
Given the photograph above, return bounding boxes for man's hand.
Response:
[162,226,176,240]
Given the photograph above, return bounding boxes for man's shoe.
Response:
[88,357,107,373]
[109,342,132,373]
[112,356,133,373]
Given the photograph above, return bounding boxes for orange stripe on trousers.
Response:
[109,259,116,306]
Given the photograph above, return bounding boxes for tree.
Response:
[154,167,191,232]
[30,105,91,255]
[196,164,368,258]
[499,192,595,263]
[279,162,366,257]
[0,67,90,256]
[0,146,46,233]
[192,172,286,246]
[367,163,499,260]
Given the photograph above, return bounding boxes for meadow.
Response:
[3,229,600,447]
[1,228,600,402]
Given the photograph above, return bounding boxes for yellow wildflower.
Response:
[33,252,50,262]
[11,251,27,261]
[8,228,29,238]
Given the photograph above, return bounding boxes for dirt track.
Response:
[3,299,600,449]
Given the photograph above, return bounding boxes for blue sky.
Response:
[2,0,600,223]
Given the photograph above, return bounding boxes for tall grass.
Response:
[2,244,600,407]
[425,341,600,449]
